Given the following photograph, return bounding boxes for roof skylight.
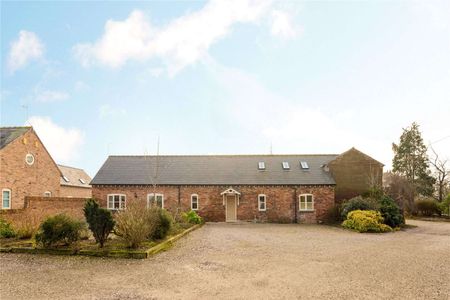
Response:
[63,176,70,182]
[258,162,265,170]
[300,161,309,169]
[79,178,86,184]
[282,162,290,170]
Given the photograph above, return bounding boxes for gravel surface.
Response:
[1,220,449,300]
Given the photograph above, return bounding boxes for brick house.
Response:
[0,127,91,209]
[91,149,382,223]
[58,165,92,198]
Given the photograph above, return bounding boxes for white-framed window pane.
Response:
[120,196,126,209]
[156,195,163,208]
[108,196,113,209]
[258,195,266,211]
[191,195,198,210]
[2,190,10,208]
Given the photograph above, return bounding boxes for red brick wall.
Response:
[0,196,87,224]
[92,185,335,224]
[60,185,92,198]
[0,129,61,209]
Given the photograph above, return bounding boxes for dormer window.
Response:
[63,176,70,182]
[258,162,265,170]
[300,161,309,169]
[79,178,86,184]
[282,162,290,170]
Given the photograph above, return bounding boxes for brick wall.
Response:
[60,185,92,198]
[92,185,335,224]
[0,196,87,224]
[0,129,61,209]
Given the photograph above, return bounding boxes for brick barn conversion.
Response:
[91,148,383,223]
[0,126,92,210]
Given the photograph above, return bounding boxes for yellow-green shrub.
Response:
[342,210,392,233]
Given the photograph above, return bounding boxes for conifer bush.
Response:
[84,199,115,248]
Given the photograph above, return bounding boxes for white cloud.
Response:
[34,89,69,103]
[73,0,300,75]
[99,104,127,119]
[8,30,45,73]
[270,10,299,39]
[27,116,84,164]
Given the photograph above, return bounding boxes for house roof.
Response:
[0,127,31,150]
[58,165,92,189]
[91,154,339,186]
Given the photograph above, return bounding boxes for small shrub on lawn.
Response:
[341,196,380,220]
[182,210,203,224]
[35,214,85,248]
[378,195,404,228]
[84,198,115,247]
[415,197,441,216]
[342,210,392,233]
[114,200,159,248]
[150,208,173,240]
[0,218,15,238]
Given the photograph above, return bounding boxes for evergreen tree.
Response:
[392,122,435,196]
[84,199,115,248]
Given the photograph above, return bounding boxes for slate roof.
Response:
[91,155,339,186]
[0,127,31,150]
[58,165,92,188]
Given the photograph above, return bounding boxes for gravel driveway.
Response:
[1,220,449,300]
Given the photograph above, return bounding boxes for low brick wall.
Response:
[0,196,87,224]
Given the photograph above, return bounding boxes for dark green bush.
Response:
[84,199,115,248]
[0,218,15,238]
[378,195,404,228]
[151,208,173,240]
[415,197,441,216]
[438,194,450,216]
[323,205,342,224]
[182,210,203,224]
[35,214,84,248]
[341,196,380,220]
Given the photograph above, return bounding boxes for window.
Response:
[191,194,199,210]
[79,178,86,184]
[282,162,290,170]
[107,194,126,210]
[2,189,11,209]
[258,194,266,211]
[44,191,51,197]
[148,193,164,208]
[63,176,70,182]
[258,162,265,170]
[300,161,309,169]
[25,153,34,165]
[299,194,314,211]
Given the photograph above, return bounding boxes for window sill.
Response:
[299,209,315,213]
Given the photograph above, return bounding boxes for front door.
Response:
[226,195,237,222]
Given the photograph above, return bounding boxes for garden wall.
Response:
[0,196,86,224]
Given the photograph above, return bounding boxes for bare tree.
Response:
[429,146,450,202]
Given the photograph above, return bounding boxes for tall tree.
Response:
[392,122,435,196]
[429,146,449,202]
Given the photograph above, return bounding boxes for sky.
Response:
[1,0,449,177]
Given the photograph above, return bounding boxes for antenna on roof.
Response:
[21,104,29,124]
[156,135,160,156]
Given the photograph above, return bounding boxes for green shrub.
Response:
[35,214,85,248]
[0,218,15,238]
[438,194,450,216]
[182,210,203,224]
[341,196,380,220]
[323,205,342,224]
[114,200,159,248]
[151,208,173,240]
[342,210,392,233]
[378,195,404,228]
[84,199,115,248]
[415,197,441,216]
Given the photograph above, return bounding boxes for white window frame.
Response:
[2,189,11,209]
[300,161,309,169]
[79,178,86,184]
[44,191,51,197]
[282,162,290,170]
[191,194,199,211]
[25,153,35,165]
[63,176,70,182]
[147,193,164,209]
[258,194,267,211]
[107,194,126,210]
[258,162,265,170]
[299,194,314,211]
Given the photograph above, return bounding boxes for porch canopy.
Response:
[220,187,241,205]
